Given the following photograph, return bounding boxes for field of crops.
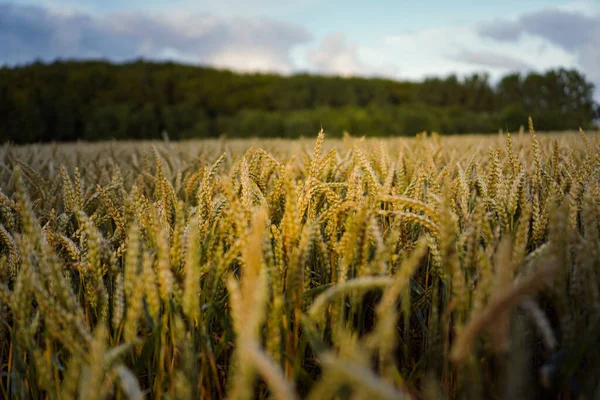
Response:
[0,124,599,399]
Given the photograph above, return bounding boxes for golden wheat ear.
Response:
[2,127,598,399]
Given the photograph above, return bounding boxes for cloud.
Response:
[306,32,365,76]
[0,2,311,73]
[306,32,398,78]
[479,9,599,49]
[451,49,533,70]
[478,8,600,82]
[380,26,550,82]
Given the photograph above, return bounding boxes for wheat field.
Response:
[0,123,599,399]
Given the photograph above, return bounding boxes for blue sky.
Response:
[2,0,599,96]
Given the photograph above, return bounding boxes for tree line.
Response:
[0,60,598,143]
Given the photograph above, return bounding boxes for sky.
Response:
[1,0,599,97]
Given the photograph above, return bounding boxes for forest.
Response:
[0,60,598,143]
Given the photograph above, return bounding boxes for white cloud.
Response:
[347,20,578,85]
[305,32,398,78]
[306,32,365,76]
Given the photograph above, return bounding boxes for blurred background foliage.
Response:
[0,60,598,143]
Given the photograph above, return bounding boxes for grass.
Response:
[0,124,599,399]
